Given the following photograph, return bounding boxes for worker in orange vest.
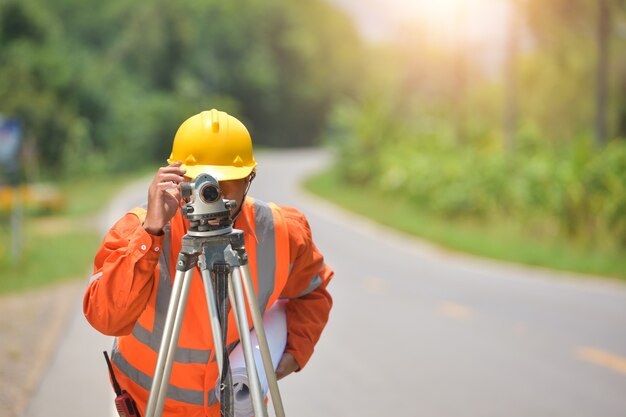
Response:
[83,109,334,417]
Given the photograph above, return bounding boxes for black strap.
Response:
[103,351,122,396]
[214,263,234,417]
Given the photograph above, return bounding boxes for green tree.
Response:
[0,0,364,177]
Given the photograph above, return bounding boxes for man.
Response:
[83,109,334,417]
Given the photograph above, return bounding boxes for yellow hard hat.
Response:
[168,109,256,181]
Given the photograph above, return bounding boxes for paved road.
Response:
[25,149,626,417]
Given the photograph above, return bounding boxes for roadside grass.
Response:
[304,168,626,282]
[0,169,150,294]
[0,227,101,293]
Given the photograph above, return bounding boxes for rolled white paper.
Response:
[217,300,287,417]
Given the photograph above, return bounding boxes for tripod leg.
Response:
[228,270,269,417]
[238,265,287,417]
[199,267,225,373]
[144,267,194,417]
[155,267,194,416]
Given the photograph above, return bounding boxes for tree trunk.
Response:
[504,0,520,152]
[453,0,468,144]
[595,0,611,146]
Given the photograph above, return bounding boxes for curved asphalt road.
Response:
[25,149,626,417]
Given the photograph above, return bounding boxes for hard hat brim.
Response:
[179,163,256,182]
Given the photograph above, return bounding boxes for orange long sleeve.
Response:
[83,212,163,336]
[279,207,334,370]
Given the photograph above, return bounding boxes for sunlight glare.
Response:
[383,0,509,47]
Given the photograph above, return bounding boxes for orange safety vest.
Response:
[110,198,290,417]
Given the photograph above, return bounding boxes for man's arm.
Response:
[83,212,163,335]
[276,207,334,377]
[84,162,186,335]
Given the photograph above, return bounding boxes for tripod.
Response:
[143,227,287,417]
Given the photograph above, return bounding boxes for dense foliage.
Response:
[328,0,626,250]
[2,0,625,255]
[331,102,626,249]
[0,0,362,178]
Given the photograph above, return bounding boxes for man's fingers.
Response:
[160,168,186,176]
[167,186,182,203]
[276,366,292,380]
[156,173,185,184]
[275,353,298,380]
[156,181,179,192]
[150,163,185,195]
[275,365,286,380]
[162,160,182,169]
[158,164,186,176]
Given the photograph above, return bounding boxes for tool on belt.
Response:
[104,351,142,417]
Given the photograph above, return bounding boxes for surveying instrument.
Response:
[143,173,287,417]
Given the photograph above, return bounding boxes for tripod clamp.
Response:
[143,229,286,417]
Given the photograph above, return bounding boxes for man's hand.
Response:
[143,162,186,235]
[275,352,299,380]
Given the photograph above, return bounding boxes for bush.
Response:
[328,101,626,251]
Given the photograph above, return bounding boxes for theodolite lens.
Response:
[200,183,220,203]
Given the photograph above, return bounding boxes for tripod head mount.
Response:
[180,173,237,237]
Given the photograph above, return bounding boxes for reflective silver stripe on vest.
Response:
[253,200,277,314]
[111,339,219,406]
[88,271,103,285]
[295,274,322,297]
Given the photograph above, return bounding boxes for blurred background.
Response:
[1,0,625,416]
